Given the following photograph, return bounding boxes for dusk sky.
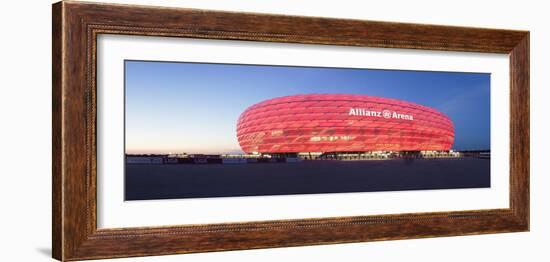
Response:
[125,60,490,154]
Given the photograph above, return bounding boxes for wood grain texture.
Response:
[52,2,63,259]
[509,35,530,226]
[52,1,530,261]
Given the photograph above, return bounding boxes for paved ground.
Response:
[125,158,490,200]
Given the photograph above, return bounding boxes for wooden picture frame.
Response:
[52,1,529,261]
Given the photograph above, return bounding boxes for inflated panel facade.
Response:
[237,94,454,153]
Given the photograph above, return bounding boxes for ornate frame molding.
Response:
[53,1,529,261]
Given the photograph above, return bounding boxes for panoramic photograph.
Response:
[124,60,491,201]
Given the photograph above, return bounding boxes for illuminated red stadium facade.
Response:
[236,94,454,155]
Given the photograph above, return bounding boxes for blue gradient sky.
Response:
[125,60,490,154]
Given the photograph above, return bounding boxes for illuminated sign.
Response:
[348,108,414,121]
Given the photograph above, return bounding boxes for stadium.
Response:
[236,94,455,159]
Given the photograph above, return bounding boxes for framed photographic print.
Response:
[52,1,529,261]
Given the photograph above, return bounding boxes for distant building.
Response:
[126,156,164,164]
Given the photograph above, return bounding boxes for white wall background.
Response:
[0,0,547,261]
